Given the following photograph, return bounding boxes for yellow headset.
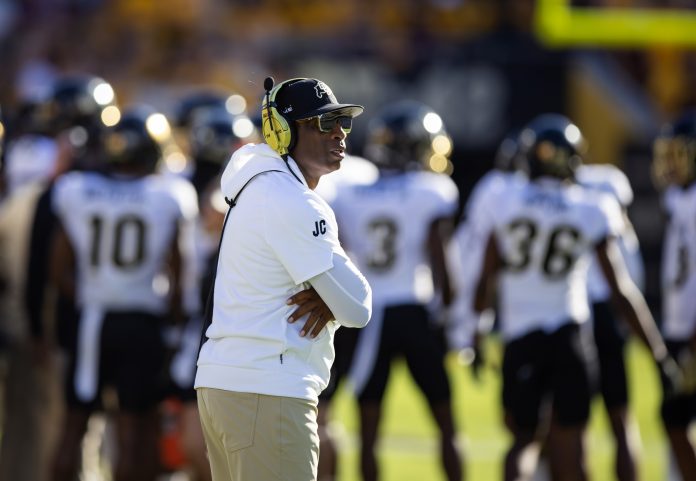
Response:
[261,77,306,156]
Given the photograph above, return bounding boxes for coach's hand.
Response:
[287,287,336,338]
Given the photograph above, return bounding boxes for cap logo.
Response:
[315,81,332,99]
[282,106,293,114]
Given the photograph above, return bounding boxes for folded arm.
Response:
[287,251,372,337]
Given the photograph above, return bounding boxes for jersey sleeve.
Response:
[469,181,507,242]
[264,187,337,285]
[167,177,199,220]
[421,172,459,219]
[586,193,622,244]
[171,179,202,315]
[608,167,634,207]
[51,172,81,221]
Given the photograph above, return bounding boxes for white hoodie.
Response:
[195,143,351,403]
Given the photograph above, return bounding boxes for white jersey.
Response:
[331,170,459,306]
[454,170,526,290]
[576,163,644,301]
[481,178,621,341]
[661,183,696,340]
[315,154,379,204]
[447,169,524,348]
[53,171,200,314]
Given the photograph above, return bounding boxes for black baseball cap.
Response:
[274,78,364,121]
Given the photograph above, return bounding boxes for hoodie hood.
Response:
[221,143,306,200]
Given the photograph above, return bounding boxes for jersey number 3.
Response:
[367,218,398,272]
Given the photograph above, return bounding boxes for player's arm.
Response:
[166,223,185,326]
[287,252,372,337]
[49,221,75,301]
[428,216,456,307]
[469,231,502,380]
[474,231,501,314]
[25,186,56,340]
[596,235,669,362]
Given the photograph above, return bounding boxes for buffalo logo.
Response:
[312,219,327,237]
[315,81,333,99]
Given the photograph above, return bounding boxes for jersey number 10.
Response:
[89,214,147,268]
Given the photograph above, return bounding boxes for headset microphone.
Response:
[264,77,275,148]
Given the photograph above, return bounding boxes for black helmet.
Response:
[189,108,255,165]
[49,74,118,132]
[364,100,453,173]
[103,106,170,171]
[652,109,696,189]
[174,89,247,129]
[518,113,585,180]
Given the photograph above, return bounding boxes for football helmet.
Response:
[103,106,170,170]
[364,100,453,173]
[518,113,585,180]
[174,89,247,128]
[652,109,696,189]
[48,74,118,132]
[189,108,255,165]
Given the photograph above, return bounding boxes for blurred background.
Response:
[1,0,695,311]
[0,0,695,480]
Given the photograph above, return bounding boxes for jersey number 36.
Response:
[503,218,582,279]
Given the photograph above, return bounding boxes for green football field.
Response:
[328,338,671,481]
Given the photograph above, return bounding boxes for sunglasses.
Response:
[315,113,353,133]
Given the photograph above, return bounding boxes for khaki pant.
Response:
[197,388,319,481]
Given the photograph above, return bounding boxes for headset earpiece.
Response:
[261,77,304,156]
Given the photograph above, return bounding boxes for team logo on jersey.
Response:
[315,81,333,99]
[312,219,327,237]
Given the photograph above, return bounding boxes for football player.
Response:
[26,74,119,355]
[168,105,256,481]
[474,114,679,481]
[0,75,118,481]
[652,109,696,481]
[314,154,379,481]
[48,106,199,481]
[332,100,462,481]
